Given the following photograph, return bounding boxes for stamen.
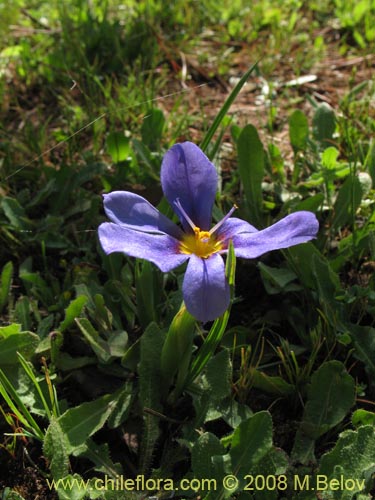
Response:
[209,205,238,235]
[173,198,197,232]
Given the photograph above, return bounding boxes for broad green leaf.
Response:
[76,439,122,477]
[349,325,375,382]
[57,393,117,453]
[1,196,33,230]
[141,108,165,149]
[293,193,324,213]
[107,382,133,429]
[249,447,289,500]
[106,132,131,163]
[331,174,363,233]
[51,474,89,500]
[230,411,273,478]
[319,426,375,499]
[75,318,111,363]
[289,109,309,151]
[160,305,195,396]
[321,146,339,169]
[250,369,294,396]
[352,409,375,427]
[0,331,39,365]
[285,243,324,289]
[191,432,226,481]
[292,361,355,464]
[204,349,231,401]
[59,295,88,333]
[258,262,299,295]
[107,330,128,358]
[237,124,264,227]
[0,323,21,338]
[312,102,336,148]
[43,417,70,479]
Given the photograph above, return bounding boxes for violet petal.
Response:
[182,254,230,322]
[161,142,218,231]
[98,222,189,272]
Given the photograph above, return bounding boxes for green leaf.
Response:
[160,305,196,396]
[312,102,336,148]
[321,146,339,170]
[0,331,39,365]
[204,349,231,401]
[292,361,355,464]
[230,411,273,478]
[106,132,131,163]
[1,197,33,231]
[365,140,375,186]
[250,369,294,396]
[285,243,325,289]
[141,108,165,149]
[59,296,88,333]
[289,109,309,151]
[237,124,265,226]
[349,325,375,382]
[318,426,375,499]
[191,432,226,481]
[57,393,117,454]
[331,174,363,233]
[51,474,89,500]
[107,382,133,429]
[0,261,13,312]
[75,318,111,363]
[352,409,375,427]
[258,262,299,295]
[43,417,70,479]
[200,62,258,153]
[107,330,128,358]
[138,322,165,473]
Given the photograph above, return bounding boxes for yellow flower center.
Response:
[180,227,223,258]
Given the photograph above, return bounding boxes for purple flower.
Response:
[98,142,319,322]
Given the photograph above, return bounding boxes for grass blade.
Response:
[200,62,259,154]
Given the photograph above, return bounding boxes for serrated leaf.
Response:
[57,393,117,454]
[319,426,375,499]
[43,417,70,479]
[59,296,88,333]
[191,432,226,480]
[138,322,165,473]
[75,318,111,363]
[204,349,231,401]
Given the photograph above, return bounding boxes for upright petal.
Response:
[230,211,319,259]
[98,222,189,272]
[161,142,218,231]
[182,254,230,323]
[103,191,182,239]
